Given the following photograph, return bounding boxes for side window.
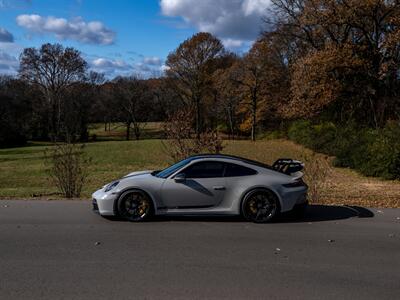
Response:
[182,161,225,178]
[224,163,257,177]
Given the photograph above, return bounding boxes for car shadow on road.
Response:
[276,204,374,223]
[103,205,374,223]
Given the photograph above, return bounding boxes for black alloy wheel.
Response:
[242,190,279,223]
[118,190,153,222]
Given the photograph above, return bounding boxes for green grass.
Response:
[1,138,400,207]
[88,122,164,141]
[0,140,170,198]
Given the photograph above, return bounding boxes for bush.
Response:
[287,120,314,147]
[332,124,370,168]
[45,143,91,198]
[311,122,336,153]
[300,152,332,203]
[362,122,400,179]
[288,120,337,153]
[288,120,400,180]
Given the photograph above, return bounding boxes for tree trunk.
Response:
[133,123,140,140]
[227,106,234,140]
[195,98,201,139]
[126,121,131,141]
[51,97,58,141]
[251,94,257,142]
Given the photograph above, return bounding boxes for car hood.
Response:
[123,170,153,178]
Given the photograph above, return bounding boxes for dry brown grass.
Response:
[224,139,400,208]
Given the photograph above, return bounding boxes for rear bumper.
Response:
[279,187,308,212]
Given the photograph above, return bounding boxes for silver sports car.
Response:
[92,154,308,223]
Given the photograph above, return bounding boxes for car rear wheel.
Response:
[242,189,279,223]
[117,190,153,222]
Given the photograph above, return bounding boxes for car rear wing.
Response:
[272,158,304,177]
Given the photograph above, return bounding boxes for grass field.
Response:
[1,137,400,207]
[88,122,164,141]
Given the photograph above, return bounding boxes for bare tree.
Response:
[163,108,224,162]
[44,143,91,198]
[19,43,87,140]
[113,76,150,140]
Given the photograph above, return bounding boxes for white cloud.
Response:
[160,0,271,47]
[16,14,115,45]
[0,28,14,42]
[92,58,129,69]
[89,57,132,76]
[142,56,162,66]
[160,64,170,72]
[222,38,245,48]
[0,50,18,75]
[242,0,271,16]
[89,56,165,78]
[0,0,31,9]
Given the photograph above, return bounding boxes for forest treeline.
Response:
[1,0,400,178]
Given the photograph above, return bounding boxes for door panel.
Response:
[161,177,226,208]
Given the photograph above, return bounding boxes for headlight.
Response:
[104,181,119,192]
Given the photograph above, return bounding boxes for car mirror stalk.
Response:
[174,173,186,183]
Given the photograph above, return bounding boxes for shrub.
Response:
[288,119,400,180]
[288,120,337,153]
[362,122,400,179]
[45,143,91,198]
[332,124,370,168]
[311,122,336,153]
[300,152,332,203]
[287,120,314,147]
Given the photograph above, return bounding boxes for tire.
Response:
[117,190,153,222]
[241,189,280,223]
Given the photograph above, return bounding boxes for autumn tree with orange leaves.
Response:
[165,32,225,137]
[269,0,400,127]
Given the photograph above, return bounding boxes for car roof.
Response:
[188,154,274,171]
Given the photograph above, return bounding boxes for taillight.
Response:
[283,179,305,188]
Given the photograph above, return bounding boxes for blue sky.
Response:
[0,0,271,77]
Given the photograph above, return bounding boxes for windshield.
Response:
[155,158,193,178]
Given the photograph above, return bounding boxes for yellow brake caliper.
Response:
[138,200,149,215]
[249,200,257,214]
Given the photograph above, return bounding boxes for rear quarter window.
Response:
[224,163,257,177]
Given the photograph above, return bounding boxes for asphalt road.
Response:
[0,200,399,300]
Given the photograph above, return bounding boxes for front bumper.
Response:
[92,198,99,213]
[91,189,118,216]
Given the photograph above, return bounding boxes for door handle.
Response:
[213,186,226,190]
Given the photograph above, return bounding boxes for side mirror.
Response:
[174,173,186,183]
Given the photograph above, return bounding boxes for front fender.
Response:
[112,187,159,216]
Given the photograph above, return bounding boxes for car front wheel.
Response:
[242,189,280,223]
[117,190,153,222]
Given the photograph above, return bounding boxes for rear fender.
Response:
[239,186,283,214]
